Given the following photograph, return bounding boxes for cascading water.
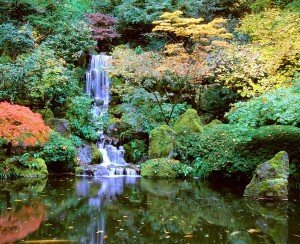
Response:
[85,54,140,177]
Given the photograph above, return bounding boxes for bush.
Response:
[0,154,48,179]
[0,46,80,112]
[39,132,77,173]
[0,23,34,59]
[226,82,300,127]
[66,96,99,141]
[124,139,147,163]
[141,158,193,179]
[44,22,96,63]
[174,124,300,181]
[199,85,239,120]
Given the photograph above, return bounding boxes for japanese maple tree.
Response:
[0,102,51,147]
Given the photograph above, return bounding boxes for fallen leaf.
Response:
[248,229,261,233]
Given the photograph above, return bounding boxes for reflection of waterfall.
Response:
[76,177,139,244]
[85,54,139,176]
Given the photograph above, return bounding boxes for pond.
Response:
[0,176,299,243]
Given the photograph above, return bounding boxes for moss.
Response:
[91,144,102,164]
[203,119,222,129]
[141,158,193,179]
[38,108,54,120]
[148,125,176,159]
[173,109,203,134]
[75,166,84,175]
[0,157,48,179]
[244,151,289,199]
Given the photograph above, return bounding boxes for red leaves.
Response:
[85,13,120,41]
[0,102,51,146]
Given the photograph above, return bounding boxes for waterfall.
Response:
[85,54,139,177]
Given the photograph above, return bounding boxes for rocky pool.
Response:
[0,176,299,243]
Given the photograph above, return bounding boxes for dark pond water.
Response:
[0,176,299,244]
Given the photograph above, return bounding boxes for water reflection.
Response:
[0,177,299,243]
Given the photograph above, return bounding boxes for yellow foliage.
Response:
[153,10,233,45]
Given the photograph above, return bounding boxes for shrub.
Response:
[65,96,99,141]
[226,82,300,127]
[0,102,50,147]
[199,85,239,120]
[0,46,80,112]
[0,154,48,179]
[0,23,34,59]
[44,22,96,63]
[141,158,193,179]
[174,124,300,181]
[124,139,147,163]
[39,132,77,173]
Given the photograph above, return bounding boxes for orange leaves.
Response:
[0,102,51,147]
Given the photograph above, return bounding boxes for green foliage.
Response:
[227,81,300,127]
[175,124,300,180]
[39,132,77,173]
[124,139,147,163]
[199,85,239,119]
[120,88,190,133]
[44,22,96,63]
[0,154,48,179]
[66,96,98,141]
[91,144,102,164]
[0,23,34,59]
[141,158,193,178]
[0,47,79,112]
[148,125,176,159]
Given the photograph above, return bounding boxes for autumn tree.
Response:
[0,102,51,153]
[210,8,300,97]
[86,13,120,50]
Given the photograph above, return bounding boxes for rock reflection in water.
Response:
[0,177,298,243]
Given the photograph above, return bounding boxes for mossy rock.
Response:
[148,125,176,159]
[75,166,84,175]
[91,144,102,164]
[141,158,192,179]
[244,151,289,200]
[204,119,222,129]
[173,109,203,134]
[38,108,55,120]
[0,157,48,179]
[47,118,71,137]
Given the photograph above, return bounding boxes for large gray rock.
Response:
[244,151,289,200]
[77,143,102,165]
[47,118,71,137]
[75,164,109,177]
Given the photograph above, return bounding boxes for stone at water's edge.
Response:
[75,165,109,177]
[148,125,176,159]
[244,151,289,200]
[173,109,203,134]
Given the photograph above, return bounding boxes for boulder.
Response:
[141,158,192,179]
[75,164,109,177]
[77,143,102,165]
[173,109,203,133]
[148,125,176,159]
[47,118,71,137]
[244,151,289,200]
